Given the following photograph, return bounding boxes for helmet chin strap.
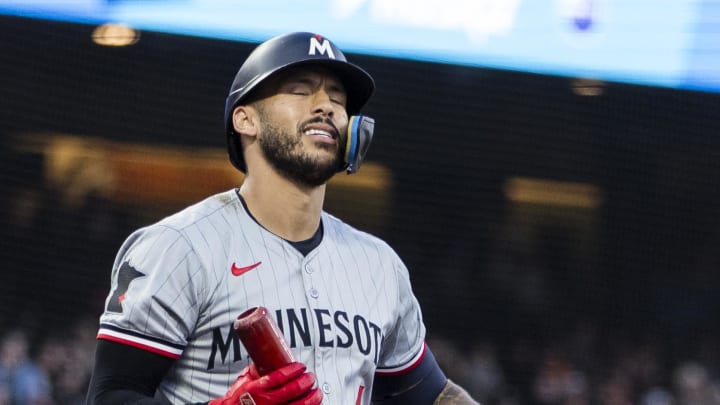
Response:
[343,115,375,174]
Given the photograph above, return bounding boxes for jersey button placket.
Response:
[302,261,319,299]
[301,255,326,385]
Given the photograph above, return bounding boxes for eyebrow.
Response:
[283,71,346,93]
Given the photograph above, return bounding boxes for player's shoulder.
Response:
[154,189,240,230]
[321,211,397,255]
[122,189,241,247]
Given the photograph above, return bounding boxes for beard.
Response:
[257,110,345,187]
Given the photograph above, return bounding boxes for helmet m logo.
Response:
[308,35,335,59]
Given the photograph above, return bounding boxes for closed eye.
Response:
[287,86,311,96]
[281,77,314,95]
[279,75,346,105]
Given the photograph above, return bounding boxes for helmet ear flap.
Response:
[343,115,375,174]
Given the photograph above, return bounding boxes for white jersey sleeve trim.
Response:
[374,341,427,376]
[97,324,184,359]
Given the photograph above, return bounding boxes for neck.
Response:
[239,168,326,242]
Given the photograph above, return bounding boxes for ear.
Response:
[232,106,258,137]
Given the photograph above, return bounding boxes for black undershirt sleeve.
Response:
[371,346,447,404]
[85,339,191,405]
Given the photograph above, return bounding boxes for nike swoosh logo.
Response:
[231,261,262,276]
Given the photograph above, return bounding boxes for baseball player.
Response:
[85,32,478,405]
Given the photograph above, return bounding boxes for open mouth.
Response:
[303,128,335,139]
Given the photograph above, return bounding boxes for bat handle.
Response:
[233,306,295,376]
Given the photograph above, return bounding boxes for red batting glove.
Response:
[209,362,323,405]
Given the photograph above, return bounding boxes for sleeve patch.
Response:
[107,261,146,313]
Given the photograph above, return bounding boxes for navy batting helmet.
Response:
[225,32,375,172]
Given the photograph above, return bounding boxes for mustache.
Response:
[299,116,341,139]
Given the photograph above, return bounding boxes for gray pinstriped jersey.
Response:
[97,189,426,405]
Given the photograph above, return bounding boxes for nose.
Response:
[311,89,336,118]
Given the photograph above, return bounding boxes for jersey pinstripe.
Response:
[97,189,426,405]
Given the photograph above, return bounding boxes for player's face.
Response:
[254,66,349,187]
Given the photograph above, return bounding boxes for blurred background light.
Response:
[91,23,139,46]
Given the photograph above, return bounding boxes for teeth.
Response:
[305,129,333,138]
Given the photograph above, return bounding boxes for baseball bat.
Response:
[233,306,295,376]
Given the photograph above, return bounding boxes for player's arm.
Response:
[371,343,479,404]
[87,339,321,405]
[374,256,479,404]
[86,339,176,405]
[432,380,479,405]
